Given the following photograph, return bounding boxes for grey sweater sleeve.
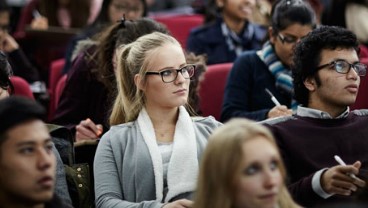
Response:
[53,144,73,206]
[94,130,165,208]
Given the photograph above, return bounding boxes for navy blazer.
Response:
[186,18,266,65]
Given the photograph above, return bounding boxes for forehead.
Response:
[319,48,359,63]
[146,43,185,70]
[2,120,50,148]
[279,23,313,37]
[242,136,278,161]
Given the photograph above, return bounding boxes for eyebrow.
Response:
[158,63,187,71]
[16,138,53,147]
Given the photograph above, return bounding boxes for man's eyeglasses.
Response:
[316,60,367,76]
[277,33,299,44]
[146,64,196,83]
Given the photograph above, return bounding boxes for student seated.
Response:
[0,96,72,208]
[194,118,300,208]
[263,25,368,207]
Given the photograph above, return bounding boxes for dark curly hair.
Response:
[292,25,359,106]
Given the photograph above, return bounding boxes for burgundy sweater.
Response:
[265,110,368,207]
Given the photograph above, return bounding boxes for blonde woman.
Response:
[93,32,221,208]
[194,118,300,208]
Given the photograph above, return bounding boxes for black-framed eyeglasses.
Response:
[0,24,9,31]
[316,59,367,76]
[278,33,299,44]
[146,64,195,83]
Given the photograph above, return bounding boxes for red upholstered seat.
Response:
[198,63,233,120]
[152,14,204,49]
[10,76,34,99]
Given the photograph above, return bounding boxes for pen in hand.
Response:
[265,88,281,106]
[334,155,358,179]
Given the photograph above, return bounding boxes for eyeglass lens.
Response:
[334,60,366,76]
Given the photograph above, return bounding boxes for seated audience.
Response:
[0,96,72,208]
[0,50,72,206]
[186,0,267,65]
[221,0,316,122]
[0,0,47,95]
[94,32,221,207]
[52,18,169,141]
[263,25,368,207]
[194,118,300,208]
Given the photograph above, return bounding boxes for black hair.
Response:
[0,96,46,143]
[0,0,9,12]
[292,25,359,106]
[270,0,316,35]
[0,51,13,94]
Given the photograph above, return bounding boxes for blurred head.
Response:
[194,119,294,208]
[269,0,316,67]
[0,0,10,37]
[217,0,256,22]
[107,0,146,23]
[95,18,169,93]
[110,32,192,124]
[0,96,56,206]
[0,50,13,98]
[293,25,361,108]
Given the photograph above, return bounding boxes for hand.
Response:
[0,33,19,52]
[75,118,103,142]
[321,161,366,196]
[267,105,293,118]
[162,199,193,208]
[30,17,48,30]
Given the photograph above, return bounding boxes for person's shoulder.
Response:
[259,115,296,126]
[192,116,222,129]
[250,22,267,39]
[189,21,221,40]
[351,109,368,117]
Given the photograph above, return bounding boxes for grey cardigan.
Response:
[94,116,221,208]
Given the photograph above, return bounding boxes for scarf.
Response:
[137,106,198,202]
[221,21,255,57]
[258,41,298,110]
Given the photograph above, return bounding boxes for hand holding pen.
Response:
[31,9,48,30]
[265,88,292,118]
[320,156,366,196]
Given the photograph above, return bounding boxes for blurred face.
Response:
[234,137,283,208]
[0,120,56,206]
[270,23,313,67]
[307,48,361,111]
[0,11,10,40]
[219,0,255,21]
[141,42,190,110]
[109,0,144,22]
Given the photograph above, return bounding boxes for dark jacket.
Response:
[186,18,266,65]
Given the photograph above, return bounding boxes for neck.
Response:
[145,106,179,143]
[223,15,246,34]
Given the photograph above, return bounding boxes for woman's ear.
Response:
[304,76,316,92]
[134,74,145,91]
[268,27,276,44]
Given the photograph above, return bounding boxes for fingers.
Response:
[322,165,367,196]
[163,199,194,208]
[75,118,103,141]
[177,199,193,207]
[267,105,293,118]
